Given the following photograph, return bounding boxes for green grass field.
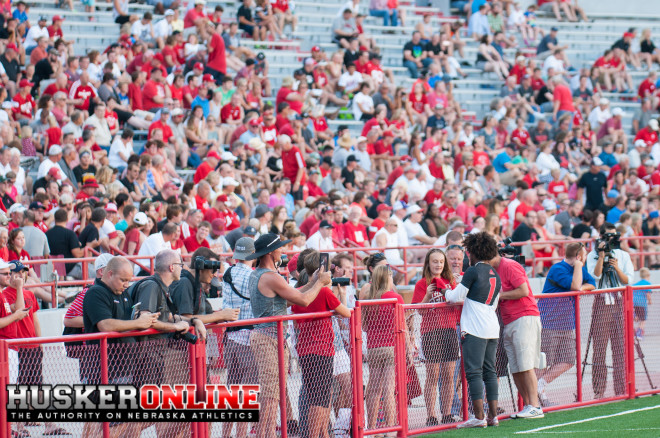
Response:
[427,396,660,437]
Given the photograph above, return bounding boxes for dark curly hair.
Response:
[464,232,498,263]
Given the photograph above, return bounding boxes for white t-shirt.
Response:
[108,137,133,169]
[37,159,66,181]
[134,232,171,275]
[25,25,49,49]
[153,18,172,39]
[404,219,428,245]
[352,92,374,120]
[131,20,153,41]
[338,71,363,93]
[305,231,335,252]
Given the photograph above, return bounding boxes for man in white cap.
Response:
[36,145,66,180]
[154,9,175,47]
[404,204,435,262]
[634,119,659,152]
[597,107,627,150]
[63,253,114,329]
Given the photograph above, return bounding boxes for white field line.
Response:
[515,404,660,434]
[528,429,660,434]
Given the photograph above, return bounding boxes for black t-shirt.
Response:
[0,55,20,82]
[511,223,538,255]
[403,41,425,62]
[642,40,656,54]
[133,275,173,339]
[237,5,252,23]
[73,164,97,184]
[32,177,48,195]
[611,38,630,52]
[1,193,13,210]
[530,127,551,145]
[33,58,54,88]
[343,50,359,67]
[170,270,213,316]
[341,168,356,188]
[46,225,82,273]
[535,85,551,106]
[578,171,607,209]
[120,177,135,193]
[425,41,446,57]
[571,223,592,239]
[78,223,100,249]
[642,220,659,237]
[427,115,446,130]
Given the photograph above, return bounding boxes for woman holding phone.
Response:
[412,249,462,426]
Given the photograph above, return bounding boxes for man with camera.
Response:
[170,247,241,324]
[586,223,634,398]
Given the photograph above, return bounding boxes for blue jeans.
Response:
[404,58,433,78]
[369,8,398,27]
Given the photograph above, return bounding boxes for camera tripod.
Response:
[579,262,655,398]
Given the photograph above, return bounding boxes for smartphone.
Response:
[319,253,329,271]
[24,306,32,312]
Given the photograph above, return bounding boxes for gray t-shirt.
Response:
[554,211,574,236]
[22,225,50,259]
[332,16,356,38]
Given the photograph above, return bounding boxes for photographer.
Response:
[170,247,241,324]
[586,223,634,398]
[446,232,502,428]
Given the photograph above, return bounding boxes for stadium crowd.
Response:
[0,0,658,435]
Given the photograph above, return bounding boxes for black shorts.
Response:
[291,184,304,201]
[634,306,648,321]
[421,328,460,363]
[115,15,131,25]
[299,354,333,408]
[18,347,44,385]
[239,23,255,35]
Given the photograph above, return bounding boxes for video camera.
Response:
[499,237,525,266]
[596,232,621,254]
[193,256,222,271]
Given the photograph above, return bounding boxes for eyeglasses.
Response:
[172,263,185,268]
[447,244,463,251]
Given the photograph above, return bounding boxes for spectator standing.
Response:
[46,209,83,278]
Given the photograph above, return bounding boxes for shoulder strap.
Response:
[223,266,250,301]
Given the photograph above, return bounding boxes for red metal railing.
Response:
[1,284,658,437]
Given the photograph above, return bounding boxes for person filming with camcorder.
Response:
[169,247,240,327]
[586,222,634,399]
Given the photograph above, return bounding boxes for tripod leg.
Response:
[634,335,657,390]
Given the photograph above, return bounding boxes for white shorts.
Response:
[333,348,351,376]
[503,315,542,374]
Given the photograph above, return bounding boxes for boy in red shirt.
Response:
[183,221,211,252]
[12,79,35,121]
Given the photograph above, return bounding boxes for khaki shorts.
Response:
[250,330,289,399]
[540,328,576,367]
[503,315,542,373]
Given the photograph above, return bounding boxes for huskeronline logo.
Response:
[6,384,260,422]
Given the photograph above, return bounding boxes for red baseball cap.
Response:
[52,15,64,22]
[400,155,412,162]
[5,43,17,51]
[202,73,215,82]
[48,167,62,179]
[311,46,321,52]
[194,62,204,70]
[18,79,34,88]
[383,130,394,137]
[206,150,221,160]
[377,204,393,212]
[216,194,228,203]
[248,119,260,126]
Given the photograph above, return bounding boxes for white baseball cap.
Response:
[406,205,422,215]
[133,212,148,226]
[222,177,239,187]
[94,253,114,272]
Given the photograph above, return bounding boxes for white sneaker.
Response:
[487,416,499,427]
[457,416,487,429]
[517,405,545,419]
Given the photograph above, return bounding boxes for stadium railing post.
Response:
[100,337,110,438]
[82,248,88,279]
[277,320,288,438]
[394,303,408,437]
[189,336,200,438]
[624,285,636,399]
[575,293,583,402]
[0,340,9,438]
[352,303,365,438]
[198,338,208,438]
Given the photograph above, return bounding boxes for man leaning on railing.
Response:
[537,242,595,406]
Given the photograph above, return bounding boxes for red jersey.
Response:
[548,180,567,197]
[262,124,278,146]
[510,128,530,145]
[193,161,214,184]
[2,287,38,347]
[408,92,427,114]
[207,32,226,74]
[183,234,210,252]
[412,277,460,332]
[69,82,96,111]
[0,287,17,339]
[12,93,34,118]
[424,189,443,205]
[148,120,173,141]
[194,194,210,212]
[634,126,659,146]
[514,203,533,229]
[342,221,368,246]
[312,116,329,133]
[220,103,241,123]
[35,221,49,234]
[638,78,656,99]
[291,287,340,357]
[473,150,490,168]
[128,82,144,111]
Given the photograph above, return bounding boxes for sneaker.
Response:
[425,416,438,426]
[516,405,544,419]
[457,416,487,429]
[441,415,455,424]
[487,416,499,427]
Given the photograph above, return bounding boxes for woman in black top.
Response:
[639,28,660,70]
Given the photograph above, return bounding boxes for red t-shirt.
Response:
[275,87,302,114]
[638,78,656,99]
[128,82,144,111]
[342,221,368,246]
[299,215,319,238]
[438,204,455,221]
[514,203,533,229]
[184,9,206,28]
[473,150,490,168]
[364,290,404,349]
[194,161,213,184]
[207,32,226,74]
[195,194,210,213]
[46,126,62,146]
[373,140,393,156]
[548,180,567,197]
[220,103,241,123]
[2,287,38,348]
[262,124,278,146]
[47,25,63,39]
[408,92,427,114]
[142,80,165,111]
[183,234,210,252]
[70,83,96,111]
[0,287,17,339]
[511,128,530,145]
[553,84,575,112]
[312,116,329,133]
[428,161,445,180]
[412,277,461,333]
[424,189,443,205]
[291,287,341,357]
[43,83,68,97]
[148,120,173,141]
[122,228,142,254]
[281,146,306,186]
[496,257,539,325]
